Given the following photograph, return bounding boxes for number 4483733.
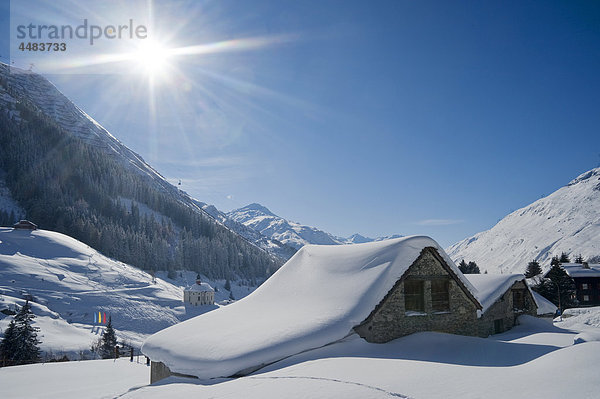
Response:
[18,42,67,51]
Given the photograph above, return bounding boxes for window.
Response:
[512,290,525,310]
[404,280,424,312]
[431,280,450,312]
[583,295,590,302]
[494,319,504,334]
[582,283,589,290]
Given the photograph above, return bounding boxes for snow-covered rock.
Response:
[141,236,475,379]
[447,167,600,274]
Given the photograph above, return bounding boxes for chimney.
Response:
[582,262,590,269]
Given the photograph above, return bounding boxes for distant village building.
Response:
[183,275,214,306]
[560,263,600,306]
[12,220,37,230]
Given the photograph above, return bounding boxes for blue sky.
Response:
[2,0,600,247]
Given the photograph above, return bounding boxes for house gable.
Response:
[354,246,481,343]
[476,280,537,336]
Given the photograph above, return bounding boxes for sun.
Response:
[134,40,171,78]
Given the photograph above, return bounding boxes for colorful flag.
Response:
[103,312,106,324]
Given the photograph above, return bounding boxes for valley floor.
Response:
[1,311,599,399]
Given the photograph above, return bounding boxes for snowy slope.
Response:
[136,315,598,399]
[447,167,600,274]
[3,311,600,398]
[227,203,402,250]
[0,227,188,351]
[142,236,476,379]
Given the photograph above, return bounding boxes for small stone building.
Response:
[183,276,214,306]
[354,247,482,342]
[465,274,538,336]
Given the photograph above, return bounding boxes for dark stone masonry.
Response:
[354,247,481,342]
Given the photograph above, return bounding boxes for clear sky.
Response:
[2,0,600,247]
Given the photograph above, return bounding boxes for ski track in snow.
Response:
[249,375,412,398]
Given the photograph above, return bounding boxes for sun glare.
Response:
[134,40,170,78]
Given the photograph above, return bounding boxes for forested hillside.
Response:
[0,75,281,280]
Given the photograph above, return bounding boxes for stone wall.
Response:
[477,280,537,337]
[150,361,172,384]
[354,247,480,343]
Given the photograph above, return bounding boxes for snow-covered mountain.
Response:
[226,203,402,250]
[447,167,600,274]
[0,63,288,268]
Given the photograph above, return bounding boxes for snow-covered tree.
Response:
[0,301,42,366]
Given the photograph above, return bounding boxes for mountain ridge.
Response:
[227,203,403,249]
[0,63,285,278]
[447,166,600,274]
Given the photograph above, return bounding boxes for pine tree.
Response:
[574,254,584,264]
[458,260,480,274]
[0,301,42,366]
[0,320,18,367]
[99,316,117,359]
[224,278,231,291]
[534,264,576,310]
[525,260,543,278]
[559,252,571,263]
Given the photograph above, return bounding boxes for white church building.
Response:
[183,275,215,306]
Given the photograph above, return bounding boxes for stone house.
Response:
[354,246,482,342]
[183,276,214,306]
[464,274,538,336]
[143,236,540,383]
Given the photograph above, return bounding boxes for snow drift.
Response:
[142,236,477,379]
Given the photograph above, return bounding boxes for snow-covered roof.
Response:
[142,236,478,379]
[531,291,557,315]
[464,274,531,314]
[185,282,214,292]
[561,263,600,278]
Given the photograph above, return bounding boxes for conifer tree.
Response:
[458,260,480,274]
[0,301,42,366]
[99,316,117,359]
[525,260,543,278]
[534,264,576,310]
[0,320,17,366]
[574,254,584,264]
[559,252,571,263]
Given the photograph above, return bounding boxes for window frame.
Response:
[431,279,450,312]
[404,279,425,313]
